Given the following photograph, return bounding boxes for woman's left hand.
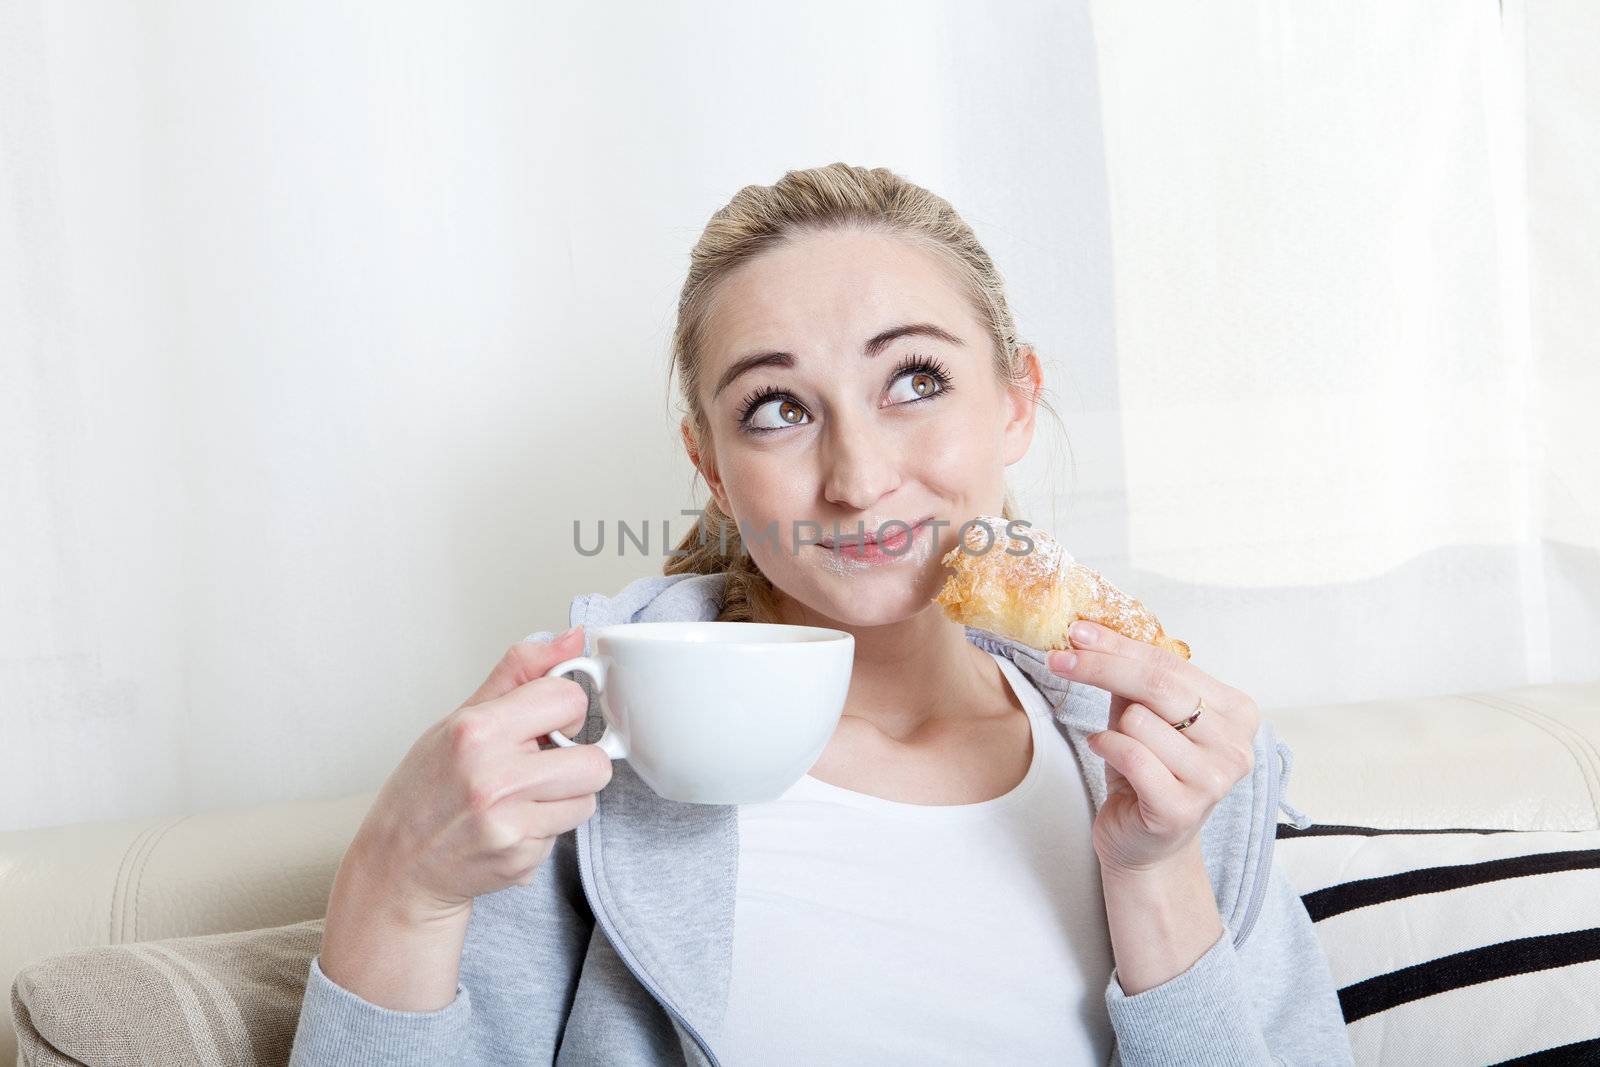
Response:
[1047,620,1261,879]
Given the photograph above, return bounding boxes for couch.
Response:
[5,679,1598,1065]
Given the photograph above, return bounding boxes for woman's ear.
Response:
[680,417,734,515]
[1001,345,1043,465]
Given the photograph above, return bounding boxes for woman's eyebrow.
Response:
[710,322,963,401]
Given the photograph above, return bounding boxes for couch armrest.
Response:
[1268,679,1600,831]
[0,791,375,1065]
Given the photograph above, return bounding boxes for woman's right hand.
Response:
[342,624,613,923]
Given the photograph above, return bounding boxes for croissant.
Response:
[934,515,1191,660]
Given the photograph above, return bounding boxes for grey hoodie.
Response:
[289,572,1355,1066]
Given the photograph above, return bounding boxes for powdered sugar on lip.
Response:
[814,519,935,575]
[818,515,932,550]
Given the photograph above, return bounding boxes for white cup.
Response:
[544,621,856,804]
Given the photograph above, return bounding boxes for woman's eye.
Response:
[748,397,810,430]
[886,370,942,404]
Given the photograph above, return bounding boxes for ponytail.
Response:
[663,497,780,623]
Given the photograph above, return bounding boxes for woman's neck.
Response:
[771,590,1002,741]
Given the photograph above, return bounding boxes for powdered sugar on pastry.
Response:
[934,515,1191,659]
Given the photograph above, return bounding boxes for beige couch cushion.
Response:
[11,919,323,1067]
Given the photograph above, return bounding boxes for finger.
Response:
[1049,643,1222,732]
[1108,693,1130,732]
[469,797,595,882]
[463,626,585,709]
[518,791,601,839]
[1112,702,1213,787]
[471,744,614,811]
[1087,728,1183,813]
[1065,619,1170,662]
[1069,619,1252,712]
[470,793,596,856]
[533,708,588,747]
[472,673,593,748]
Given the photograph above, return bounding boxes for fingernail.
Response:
[1070,622,1095,646]
[1052,651,1078,672]
[555,625,580,642]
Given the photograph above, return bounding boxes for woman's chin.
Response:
[786,559,946,627]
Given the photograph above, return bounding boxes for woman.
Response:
[290,163,1354,1065]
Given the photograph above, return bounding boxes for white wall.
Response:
[0,0,1111,831]
[2,0,1594,833]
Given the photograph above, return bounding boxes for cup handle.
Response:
[543,655,628,760]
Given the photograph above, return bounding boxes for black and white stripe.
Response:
[1274,822,1600,1065]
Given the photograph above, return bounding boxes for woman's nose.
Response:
[821,416,902,510]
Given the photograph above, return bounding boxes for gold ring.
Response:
[1172,695,1205,731]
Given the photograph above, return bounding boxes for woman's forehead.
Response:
[701,232,979,369]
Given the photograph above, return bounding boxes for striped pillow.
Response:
[10,918,322,1065]
[1274,822,1600,1065]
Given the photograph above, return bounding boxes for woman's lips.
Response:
[817,518,933,565]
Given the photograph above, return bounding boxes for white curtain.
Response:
[2,0,1595,833]
[1082,0,1600,707]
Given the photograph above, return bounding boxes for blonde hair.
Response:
[665,162,1059,622]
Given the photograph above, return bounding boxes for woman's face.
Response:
[686,228,1040,628]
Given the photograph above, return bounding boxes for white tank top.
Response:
[720,651,1115,1065]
